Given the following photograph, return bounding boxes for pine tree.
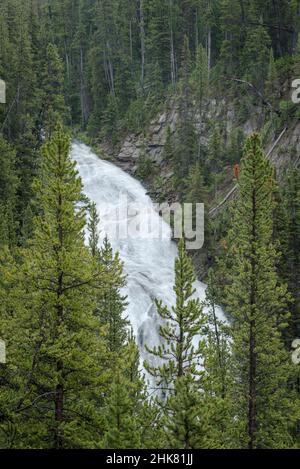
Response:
[100,92,119,145]
[163,126,175,161]
[103,371,141,449]
[88,202,101,259]
[145,239,226,449]
[184,163,209,250]
[279,167,300,340]
[175,37,197,195]
[174,119,197,195]
[265,48,279,106]
[102,336,146,449]
[144,61,164,106]
[202,268,234,448]
[242,18,271,91]
[96,236,129,353]
[226,128,245,165]
[146,0,172,84]
[224,133,297,449]
[191,43,209,111]
[2,127,109,448]
[0,0,41,235]
[179,35,192,114]
[87,202,129,354]
[196,0,215,71]
[41,43,69,138]
[184,163,207,205]
[165,373,208,449]
[207,124,223,174]
[205,268,231,401]
[0,137,18,247]
[293,35,300,77]
[145,238,207,387]
[275,167,300,447]
[219,0,245,78]
[0,246,28,448]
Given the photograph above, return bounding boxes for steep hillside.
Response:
[112,101,298,197]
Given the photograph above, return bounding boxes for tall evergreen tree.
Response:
[102,335,147,449]
[224,133,296,449]
[145,239,207,386]
[145,239,211,447]
[87,203,129,354]
[97,236,129,353]
[191,43,209,110]
[165,373,208,449]
[41,43,69,138]
[0,137,18,247]
[242,18,271,91]
[0,127,110,448]
[265,48,279,105]
[88,201,101,259]
[279,167,300,340]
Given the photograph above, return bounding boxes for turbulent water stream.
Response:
[72,142,223,373]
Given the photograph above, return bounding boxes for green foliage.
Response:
[265,48,279,105]
[190,43,209,108]
[102,339,145,449]
[0,137,18,247]
[88,202,101,259]
[136,151,155,181]
[100,93,120,146]
[173,118,197,195]
[224,134,297,449]
[96,237,129,353]
[163,126,175,161]
[207,124,223,176]
[0,0,300,451]
[226,128,245,165]
[0,127,109,448]
[145,239,207,386]
[184,163,207,205]
[165,374,208,449]
[144,239,211,448]
[278,167,300,340]
[41,43,70,138]
[242,20,271,91]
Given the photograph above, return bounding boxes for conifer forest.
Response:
[0,0,300,451]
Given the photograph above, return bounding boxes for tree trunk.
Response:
[248,185,257,449]
[169,0,176,88]
[54,177,64,449]
[272,0,283,56]
[139,0,145,93]
[64,39,70,82]
[212,302,226,398]
[55,357,64,449]
[207,27,212,71]
[80,46,89,128]
[129,19,133,62]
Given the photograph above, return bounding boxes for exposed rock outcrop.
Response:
[116,104,179,174]
[114,97,298,211]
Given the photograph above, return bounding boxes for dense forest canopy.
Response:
[0,0,300,450]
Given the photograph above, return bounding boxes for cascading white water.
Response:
[71,141,223,370]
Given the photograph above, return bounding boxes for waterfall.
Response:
[71,141,223,372]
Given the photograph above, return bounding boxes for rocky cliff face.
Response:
[114,98,298,206]
[116,106,178,171]
[268,122,300,174]
[99,98,299,279]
